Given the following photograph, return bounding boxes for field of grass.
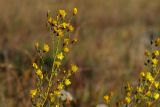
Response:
[1,0,160,106]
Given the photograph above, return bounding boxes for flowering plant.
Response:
[30,8,78,107]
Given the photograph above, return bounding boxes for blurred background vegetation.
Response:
[0,0,160,106]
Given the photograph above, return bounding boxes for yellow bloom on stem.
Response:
[58,9,67,19]
[57,83,64,90]
[103,95,110,104]
[125,96,131,104]
[154,50,159,57]
[30,89,37,98]
[140,71,145,77]
[57,52,64,60]
[36,69,43,79]
[153,93,159,100]
[63,46,69,53]
[53,26,58,32]
[32,63,38,69]
[68,25,74,32]
[73,8,78,15]
[54,61,61,68]
[154,81,159,89]
[43,44,49,52]
[65,79,71,86]
[146,72,154,82]
[152,58,158,65]
[54,90,60,96]
[61,22,69,29]
[71,64,78,73]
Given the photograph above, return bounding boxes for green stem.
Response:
[41,37,60,107]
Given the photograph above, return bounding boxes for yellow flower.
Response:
[32,63,38,69]
[57,83,64,90]
[30,89,37,98]
[61,22,69,29]
[57,52,64,60]
[154,81,159,89]
[73,8,78,15]
[54,61,61,68]
[36,69,43,79]
[146,72,154,82]
[53,26,58,32]
[65,79,71,86]
[71,64,78,73]
[125,97,131,104]
[43,44,49,52]
[68,25,74,32]
[58,9,67,19]
[140,72,145,77]
[63,46,69,53]
[153,93,159,100]
[154,50,159,57]
[54,90,60,96]
[152,58,158,65]
[103,95,110,104]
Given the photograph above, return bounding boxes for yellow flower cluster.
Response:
[104,37,160,107]
[30,8,79,107]
[32,63,43,80]
[47,9,77,37]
